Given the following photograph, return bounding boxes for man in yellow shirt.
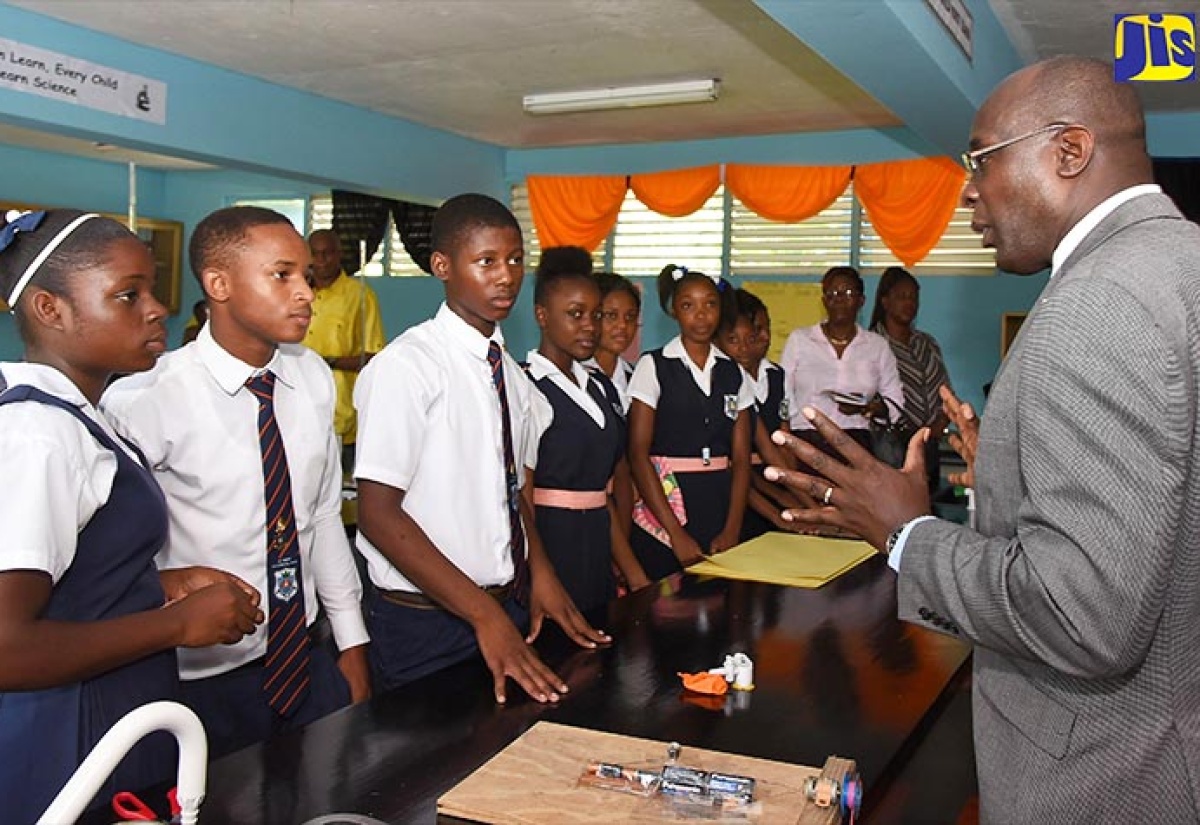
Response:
[304,229,386,468]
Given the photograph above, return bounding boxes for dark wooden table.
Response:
[186,555,970,824]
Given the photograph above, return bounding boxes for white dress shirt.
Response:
[1051,184,1162,277]
[0,363,142,583]
[780,324,903,430]
[527,351,606,428]
[628,336,755,410]
[353,303,549,593]
[102,325,367,680]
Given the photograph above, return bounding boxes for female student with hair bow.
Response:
[625,264,754,581]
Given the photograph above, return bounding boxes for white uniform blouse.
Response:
[0,363,141,582]
[627,336,755,411]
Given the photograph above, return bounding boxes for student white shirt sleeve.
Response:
[353,340,432,494]
[523,374,554,475]
[307,375,370,654]
[0,428,107,582]
[0,364,121,583]
[627,353,661,409]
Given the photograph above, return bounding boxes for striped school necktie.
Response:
[246,371,311,717]
[486,342,529,603]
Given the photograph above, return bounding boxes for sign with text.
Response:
[925,0,973,61]
[0,36,167,124]
[1114,13,1196,82]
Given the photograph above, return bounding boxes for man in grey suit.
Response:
[765,56,1200,823]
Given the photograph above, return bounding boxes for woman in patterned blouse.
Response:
[869,266,952,491]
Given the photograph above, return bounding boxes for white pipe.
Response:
[38,700,207,825]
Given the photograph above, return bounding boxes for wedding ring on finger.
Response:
[823,486,834,506]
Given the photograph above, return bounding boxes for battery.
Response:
[706,771,755,803]
[660,764,708,798]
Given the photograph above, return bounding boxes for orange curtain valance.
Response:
[726,164,852,223]
[527,174,628,252]
[526,158,965,266]
[854,157,967,267]
[629,165,721,217]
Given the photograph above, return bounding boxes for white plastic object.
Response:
[37,701,207,825]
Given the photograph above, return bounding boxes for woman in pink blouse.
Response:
[780,266,903,476]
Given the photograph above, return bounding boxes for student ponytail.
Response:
[656,264,728,315]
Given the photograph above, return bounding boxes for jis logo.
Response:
[1114,13,1196,82]
[273,564,299,603]
[779,397,791,422]
[724,394,739,420]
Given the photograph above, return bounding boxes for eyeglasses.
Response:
[960,123,1070,176]
[823,288,861,301]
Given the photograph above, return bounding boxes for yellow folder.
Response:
[687,532,877,588]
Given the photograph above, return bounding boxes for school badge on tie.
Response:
[269,518,299,602]
[272,560,300,603]
[724,394,739,420]
[779,397,790,422]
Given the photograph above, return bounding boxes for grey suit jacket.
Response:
[900,193,1200,824]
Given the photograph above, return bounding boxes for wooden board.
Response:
[437,721,856,825]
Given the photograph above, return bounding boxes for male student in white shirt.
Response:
[353,193,609,704]
[104,206,369,756]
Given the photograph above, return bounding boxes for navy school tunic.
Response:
[0,386,178,823]
[630,349,744,581]
[531,368,625,613]
[742,362,791,542]
[756,362,789,437]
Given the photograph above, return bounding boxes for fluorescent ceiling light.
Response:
[523,78,720,115]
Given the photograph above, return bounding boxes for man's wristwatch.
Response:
[885,521,908,556]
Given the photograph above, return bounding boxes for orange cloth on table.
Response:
[678,671,729,696]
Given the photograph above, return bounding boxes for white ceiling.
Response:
[6,0,900,150]
[5,0,1198,170]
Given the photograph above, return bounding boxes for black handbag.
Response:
[869,395,918,468]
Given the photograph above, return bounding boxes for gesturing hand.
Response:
[939,384,979,488]
[762,406,931,550]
